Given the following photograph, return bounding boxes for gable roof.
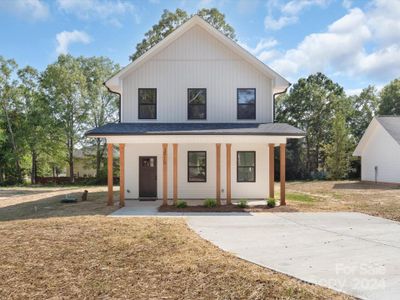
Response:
[353,116,400,156]
[105,15,290,94]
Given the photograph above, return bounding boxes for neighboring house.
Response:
[73,149,97,178]
[86,16,304,206]
[353,116,400,184]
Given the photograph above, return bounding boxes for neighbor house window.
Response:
[188,88,206,119]
[237,88,256,119]
[237,151,256,182]
[138,88,156,119]
[188,151,207,182]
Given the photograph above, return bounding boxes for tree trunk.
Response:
[31,149,37,184]
[68,137,74,183]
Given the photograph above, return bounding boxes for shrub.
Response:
[237,199,248,208]
[203,198,217,208]
[267,198,276,208]
[176,200,187,208]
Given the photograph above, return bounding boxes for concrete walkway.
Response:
[110,201,400,299]
[187,212,400,300]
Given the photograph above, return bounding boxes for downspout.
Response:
[272,84,291,122]
[103,82,122,123]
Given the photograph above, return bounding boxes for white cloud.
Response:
[56,30,91,55]
[0,0,49,21]
[263,1,400,83]
[57,0,138,26]
[239,38,280,62]
[265,0,330,30]
[239,38,278,55]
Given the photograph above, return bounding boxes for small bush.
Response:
[176,200,187,208]
[203,198,217,208]
[267,198,276,208]
[237,199,248,208]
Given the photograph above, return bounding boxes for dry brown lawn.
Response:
[283,180,400,221]
[0,186,351,299]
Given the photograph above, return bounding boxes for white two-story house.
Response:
[86,15,304,207]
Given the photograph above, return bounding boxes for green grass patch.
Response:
[286,193,315,203]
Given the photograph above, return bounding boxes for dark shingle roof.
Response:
[85,123,305,137]
[376,116,400,144]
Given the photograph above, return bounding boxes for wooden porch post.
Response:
[119,144,125,207]
[268,143,275,199]
[162,143,168,206]
[216,143,221,205]
[173,143,178,205]
[107,143,113,206]
[280,143,286,205]
[226,143,232,205]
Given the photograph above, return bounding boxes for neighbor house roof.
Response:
[105,15,290,94]
[353,116,400,156]
[85,122,305,137]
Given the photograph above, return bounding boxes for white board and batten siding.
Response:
[360,124,400,183]
[124,143,271,200]
[121,25,273,123]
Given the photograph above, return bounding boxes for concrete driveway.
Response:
[187,212,400,300]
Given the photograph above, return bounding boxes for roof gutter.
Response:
[272,84,291,122]
[103,82,121,123]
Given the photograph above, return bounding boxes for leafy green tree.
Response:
[41,55,88,183]
[324,108,352,179]
[0,56,24,183]
[276,73,346,178]
[79,56,119,180]
[348,86,380,140]
[18,66,65,183]
[378,78,400,115]
[130,8,236,61]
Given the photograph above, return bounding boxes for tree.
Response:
[379,78,400,116]
[348,86,380,140]
[0,56,24,183]
[18,66,65,184]
[41,55,88,183]
[324,107,352,179]
[130,8,236,61]
[79,56,119,180]
[276,73,346,178]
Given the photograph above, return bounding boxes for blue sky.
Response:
[0,0,399,95]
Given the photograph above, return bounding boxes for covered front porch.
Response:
[85,122,305,208]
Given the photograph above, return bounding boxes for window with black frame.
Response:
[188,151,207,182]
[138,88,156,119]
[237,151,256,182]
[188,88,206,119]
[237,88,256,119]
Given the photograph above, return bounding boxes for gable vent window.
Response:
[237,88,256,120]
[188,88,206,120]
[138,88,157,119]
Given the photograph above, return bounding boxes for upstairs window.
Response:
[188,88,206,120]
[138,88,156,119]
[188,151,207,182]
[237,88,256,119]
[237,151,256,182]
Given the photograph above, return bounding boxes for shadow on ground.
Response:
[333,181,400,190]
[0,191,118,222]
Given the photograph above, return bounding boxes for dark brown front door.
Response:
[139,156,157,198]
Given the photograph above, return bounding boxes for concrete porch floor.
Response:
[109,199,266,217]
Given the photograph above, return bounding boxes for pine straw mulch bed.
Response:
[0,217,352,300]
[158,204,298,213]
